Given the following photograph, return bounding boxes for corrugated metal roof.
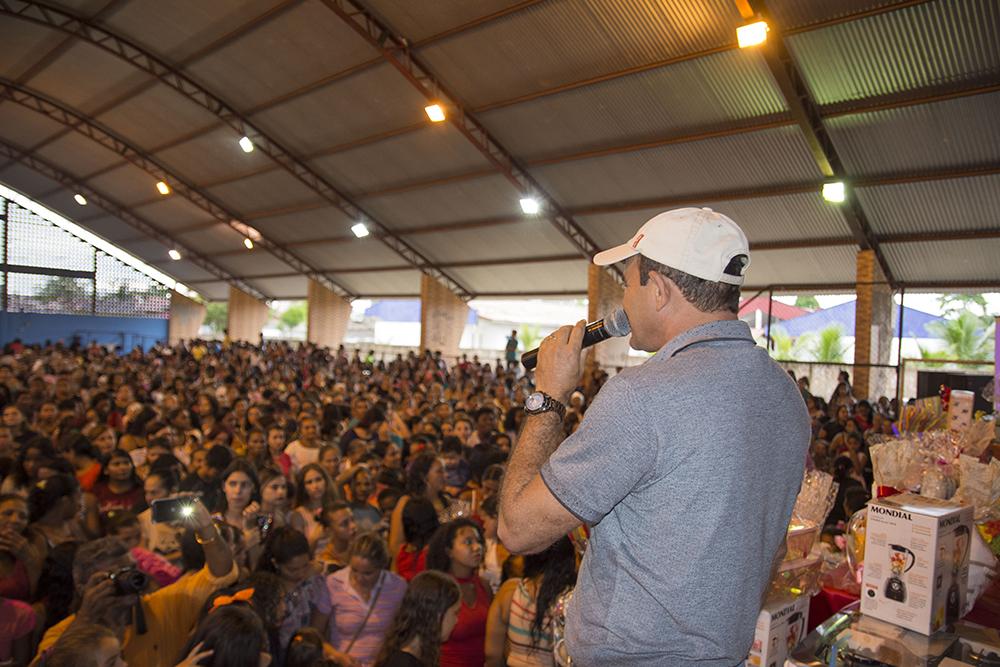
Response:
[742,245,860,288]
[402,219,580,264]
[253,206,353,243]
[827,91,1000,176]
[417,0,738,108]
[331,269,422,295]
[25,38,147,112]
[207,169,323,215]
[0,20,63,80]
[184,1,376,110]
[295,239,407,271]
[176,225,247,254]
[767,0,899,31]
[152,259,216,283]
[367,0,528,43]
[531,125,823,209]
[87,163,173,208]
[96,83,222,151]
[157,125,278,187]
[214,251,293,276]
[577,191,854,249]
[250,62,428,157]
[311,124,493,196]
[787,0,1000,105]
[449,259,590,294]
[247,274,308,299]
[361,173,521,230]
[883,238,1000,282]
[0,104,66,148]
[132,196,217,232]
[856,174,1000,236]
[196,281,230,301]
[479,49,787,160]
[34,131,127,180]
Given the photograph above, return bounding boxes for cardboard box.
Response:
[746,595,809,667]
[948,390,975,432]
[860,493,974,634]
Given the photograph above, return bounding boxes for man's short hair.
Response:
[639,255,741,314]
[73,537,129,587]
[206,444,233,471]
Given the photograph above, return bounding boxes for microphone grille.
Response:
[604,308,631,337]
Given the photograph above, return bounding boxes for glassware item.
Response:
[845,506,867,584]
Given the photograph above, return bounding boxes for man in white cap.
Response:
[499,208,810,666]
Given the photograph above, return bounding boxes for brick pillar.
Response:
[586,265,631,373]
[307,279,351,349]
[420,275,468,361]
[168,290,206,344]
[227,286,269,343]
[853,250,893,399]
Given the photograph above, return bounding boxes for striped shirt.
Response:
[326,567,407,665]
[506,579,556,667]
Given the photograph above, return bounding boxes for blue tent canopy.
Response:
[364,299,478,325]
[776,300,944,338]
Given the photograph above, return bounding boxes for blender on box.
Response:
[884,544,915,602]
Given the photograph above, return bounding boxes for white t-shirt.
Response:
[285,440,320,473]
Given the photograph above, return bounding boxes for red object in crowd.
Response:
[395,544,427,582]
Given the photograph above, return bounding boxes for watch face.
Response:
[525,392,544,411]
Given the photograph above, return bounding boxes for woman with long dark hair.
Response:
[426,519,491,667]
[289,463,339,550]
[88,448,145,514]
[387,452,448,557]
[177,604,271,667]
[373,570,461,667]
[485,535,577,666]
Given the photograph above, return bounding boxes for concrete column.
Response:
[586,264,631,372]
[227,286,269,343]
[168,290,206,344]
[419,274,468,360]
[307,279,351,349]
[853,249,893,399]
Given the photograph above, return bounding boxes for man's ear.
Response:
[647,270,673,312]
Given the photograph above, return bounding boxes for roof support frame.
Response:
[0,0,473,299]
[321,0,623,285]
[0,140,268,299]
[0,79,353,298]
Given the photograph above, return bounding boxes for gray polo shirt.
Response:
[540,320,809,666]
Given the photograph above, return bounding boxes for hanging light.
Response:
[822,181,846,203]
[351,222,370,238]
[238,136,254,153]
[519,197,541,215]
[73,193,87,206]
[244,237,254,249]
[424,103,446,122]
[737,20,769,48]
[156,181,171,195]
[168,249,182,261]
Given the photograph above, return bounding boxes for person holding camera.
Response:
[34,496,237,667]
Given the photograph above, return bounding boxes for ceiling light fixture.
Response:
[822,181,846,203]
[168,249,182,261]
[156,181,171,195]
[239,136,254,153]
[424,103,446,122]
[244,237,254,249]
[519,197,541,215]
[351,222,370,238]
[737,20,768,48]
[73,193,87,206]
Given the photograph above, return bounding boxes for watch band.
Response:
[527,392,567,420]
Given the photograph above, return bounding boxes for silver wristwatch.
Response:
[525,391,567,419]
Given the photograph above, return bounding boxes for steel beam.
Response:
[0,0,471,300]
[0,79,354,299]
[322,0,623,285]
[0,139,269,299]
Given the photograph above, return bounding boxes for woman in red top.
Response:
[86,449,146,523]
[427,518,491,667]
[395,497,439,582]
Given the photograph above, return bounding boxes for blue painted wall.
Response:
[0,312,167,351]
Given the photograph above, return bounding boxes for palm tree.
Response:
[925,312,994,361]
[810,325,847,363]
[769,327,813,360]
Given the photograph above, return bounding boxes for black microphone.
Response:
[521,308,631,370]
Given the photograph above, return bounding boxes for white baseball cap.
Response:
[592,207,751,285]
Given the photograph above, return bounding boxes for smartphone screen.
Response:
[150,497,198,523]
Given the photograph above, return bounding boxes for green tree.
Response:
[519,325,541,351]
[769,327,813,360]
[204,302,228,333]
[279,302,307,331]
[38,275,88,302]
[925,311,994,360]
[794,295,820,310]
[937,294,991,323]
[809,325,847,363]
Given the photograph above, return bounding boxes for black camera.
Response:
[109,566,149,595]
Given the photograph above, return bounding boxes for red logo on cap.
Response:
[631,234,644,249]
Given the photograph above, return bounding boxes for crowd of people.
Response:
[0,337,607,667]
